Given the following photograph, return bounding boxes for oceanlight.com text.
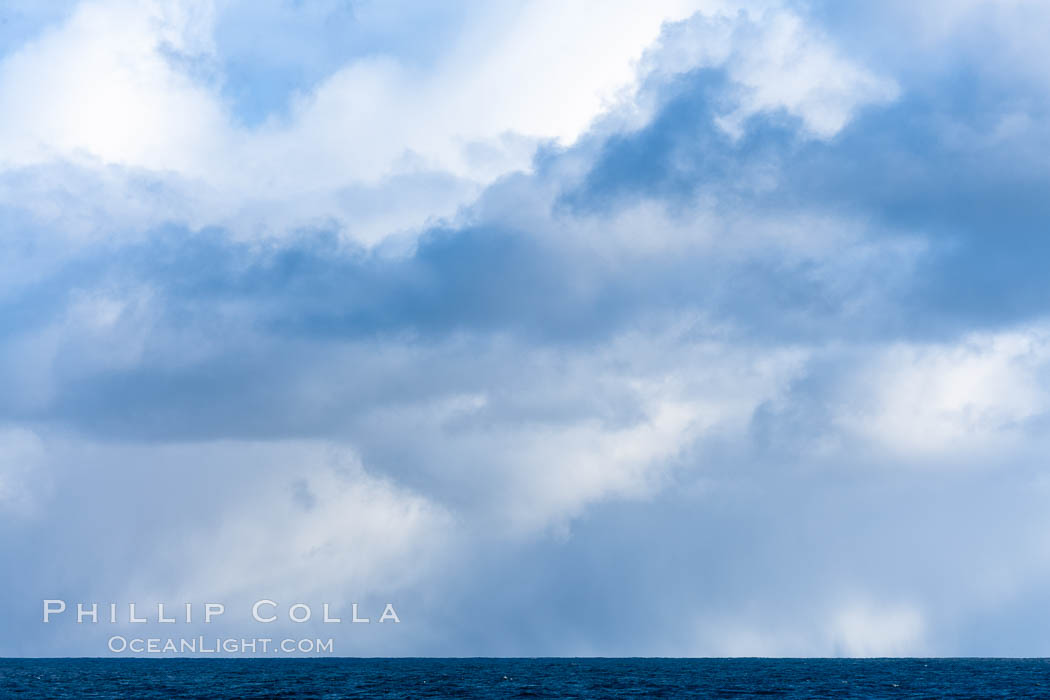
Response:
[107,636,335,655]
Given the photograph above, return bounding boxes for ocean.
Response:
[2,658,1049,698]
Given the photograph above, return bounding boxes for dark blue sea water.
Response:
[3,658,1050,698]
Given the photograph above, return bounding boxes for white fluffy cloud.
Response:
[0,0,898,245]
[0,0,715,243]
[838,326,1050,458]
[640,6,899,138]
[160,442,455,604]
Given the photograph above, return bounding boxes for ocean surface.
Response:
[3,658,1050,698]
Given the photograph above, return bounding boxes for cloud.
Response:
[0,426,47,516]
[147,442,455,605]
[829,602,926,657]
[0,0,225,173]
[644,8,898,139]
[696,602,926,657]
[0,0,765,246]
[2,0,1050,657]
[837,326,1050,457]
[0,0,904,248]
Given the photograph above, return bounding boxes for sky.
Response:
[2,0,1050,657]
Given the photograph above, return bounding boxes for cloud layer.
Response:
[3,0,1050,656]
